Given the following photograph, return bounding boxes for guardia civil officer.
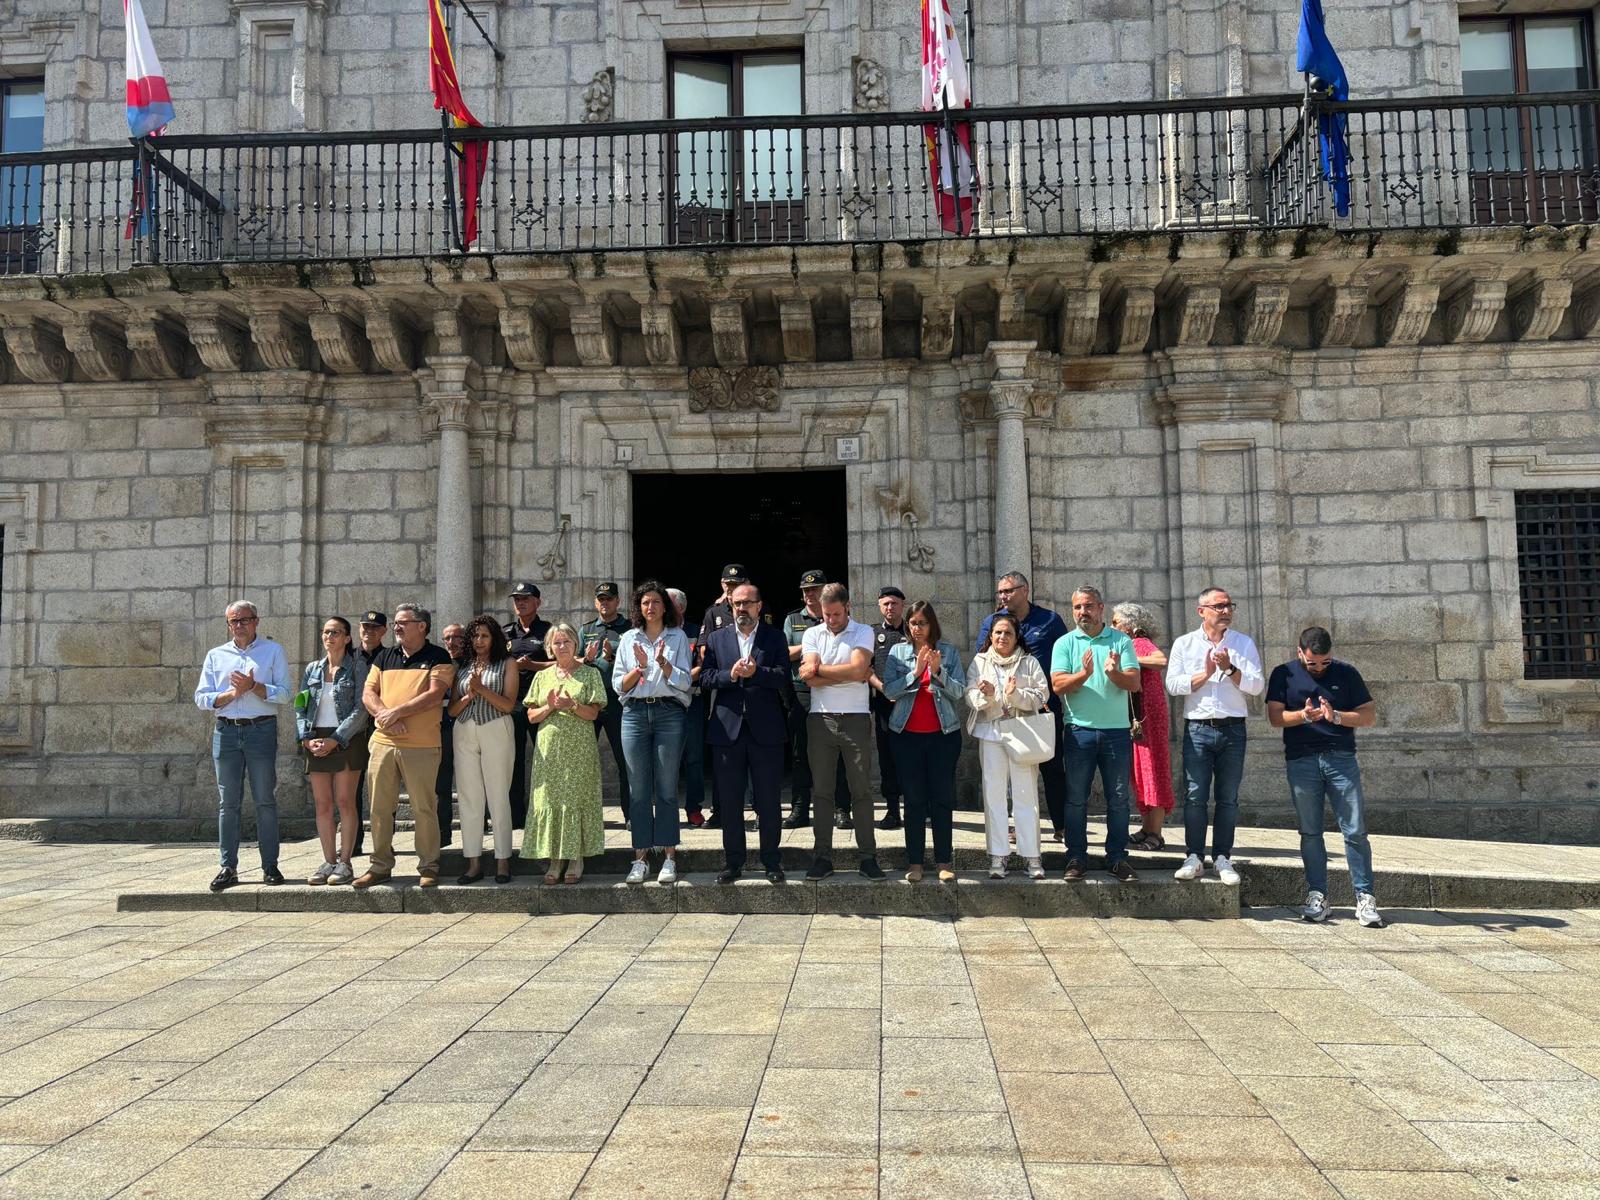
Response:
[578,581,632,824]
[869,586,907,831]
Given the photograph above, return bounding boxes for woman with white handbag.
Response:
[966,613,1053,879]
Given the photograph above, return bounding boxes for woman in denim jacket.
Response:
[296,616,369,884]
[881,601,966,882]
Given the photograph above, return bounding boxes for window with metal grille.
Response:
[1515,488,1600,678]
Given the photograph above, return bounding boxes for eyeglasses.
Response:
[731,600,759,608]
[995,585,1020,596]
[1202,602,1237,612]
[391,619,415,628]
[227,617,257,626]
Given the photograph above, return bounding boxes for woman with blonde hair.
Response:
[966,612,1051,879]
[1111,601,1174,851]
[524,622,607,884]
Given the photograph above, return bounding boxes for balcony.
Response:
[2,90,1598,277]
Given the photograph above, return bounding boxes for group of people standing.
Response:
[194,568,1384,927]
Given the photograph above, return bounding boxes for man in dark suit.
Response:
[701,581,795,884]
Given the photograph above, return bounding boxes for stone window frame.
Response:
[0,483,41,750]
[1471,443,1600,722]
[230,0,326,133]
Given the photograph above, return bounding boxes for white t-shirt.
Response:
[314,673,339,727]
[800,619,875,714]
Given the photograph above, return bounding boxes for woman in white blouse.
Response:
[613,580,694,884]
[966,613,1051,879]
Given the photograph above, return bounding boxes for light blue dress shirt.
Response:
[194,636,290,718]
[612,627,692,707]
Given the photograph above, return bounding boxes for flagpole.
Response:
[942,82,963,237]
[440,0,463,252]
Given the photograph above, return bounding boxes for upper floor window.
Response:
[1461,17,1596,222]
[1516,488,1600,679]
[0,79,44,269]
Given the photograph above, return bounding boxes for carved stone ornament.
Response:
[124,316,187,378]
[853,57,888,113]
[62,315,130,382]
[308,309,370,374]
[1058,287,1100,356]
[1378,282,1440,347]
[687,364,780,413]
[499,306,551,371]
[581,68,615,124]
[1441,277,1508,344]
[1509,278,1572,342]
[1238,284,1290,346]
[920,297,956,361]
[361,299,416,373]
[779,296,815,362]
[1170,284,1221,347]
[1311,283,1367,348]
[246,303,311,370]
[1115,287,1156,354]
[1,317,70,383]
[639,301,682,367]
[183,304,249,372]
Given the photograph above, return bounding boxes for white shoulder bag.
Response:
[991,661,1056,765]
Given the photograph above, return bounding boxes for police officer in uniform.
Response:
[503,582,553,833]
[579,581,631,825]
[782,569,851,828]
[349,610,388,858]
[868,586,907,831]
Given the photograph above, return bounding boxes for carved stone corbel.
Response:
[1057,287,1100,356]
[61,315,130,381]
[308,309,370,374]
[124,316,187,378]
[569,302,618,367]
[431,304,470,359]
[1114,286,1155,354]
[1441,277,1509,344]
[362,299,416,373]
[1169,283,1222,347]
[1311,282,1368,348]
[1,317,71,383]
[1238,283,1291,346]
[850,296,884,359]
[710,299,748,367]
[997,287,1038,343]
[1378,281,1441,347]
[182,303,248,373]
[499,305,552,371]
[1508,277,1573,342]
[1572,284,1600,339]
[920,297,956,360]
[638,301,682,367]
[779,296,815,362]
[246,302,311,370]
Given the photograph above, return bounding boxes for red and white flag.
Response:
[920,0,978,235]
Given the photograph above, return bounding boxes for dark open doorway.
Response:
[631,469,849,618]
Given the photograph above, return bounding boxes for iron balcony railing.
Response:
[1,90,1598,276]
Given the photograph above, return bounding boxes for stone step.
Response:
[115,870,1239,919]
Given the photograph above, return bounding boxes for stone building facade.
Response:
[0,0,1598,841]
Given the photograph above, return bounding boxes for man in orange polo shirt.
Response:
[354,602,456,888]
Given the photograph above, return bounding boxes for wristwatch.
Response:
[1331,710,1342,726]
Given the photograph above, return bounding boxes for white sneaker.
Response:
[329,862,354,885]
[1215,856,1241,886]
[657,858,678,885]
[1174,854,1204,881]
[626,859,649,884]
[1356,892,1385,928]
[1027,858,1045,879]
[989,856,1007,879]
[307,861,336,886]
[1301,890,1329,922]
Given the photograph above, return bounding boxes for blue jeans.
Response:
[622,700,686,850]
[1182,720,1247,859]
[212,717,280,872]
[1287,750,1374,895]
[1063,725,1132,865]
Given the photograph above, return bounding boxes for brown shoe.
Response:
[1108,859,1136,883]
[1063,858,1088,881]
[351,870,389,890]
[905,864,924,883]
[418,874,438,888]
[937,866,957,883]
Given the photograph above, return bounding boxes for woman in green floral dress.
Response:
[522,623,606,883]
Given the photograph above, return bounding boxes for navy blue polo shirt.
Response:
[1265,659,1373,760]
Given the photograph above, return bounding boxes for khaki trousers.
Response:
[368,740,442,876]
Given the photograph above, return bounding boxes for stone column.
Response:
[990,379,1034,581]
[434,396,474,626]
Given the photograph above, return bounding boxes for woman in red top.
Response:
[1112,602,1173,850]
[881,601,967,882]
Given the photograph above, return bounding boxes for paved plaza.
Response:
[2,838,1600,1199]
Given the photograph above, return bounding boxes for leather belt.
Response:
[1187,716,1245,727]
[217,714,276,726]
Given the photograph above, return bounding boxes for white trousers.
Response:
[980,738,1041,858]
[454,716,515,860]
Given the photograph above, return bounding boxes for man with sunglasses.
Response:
[194,600,289,892]
[1165,586,1265,886]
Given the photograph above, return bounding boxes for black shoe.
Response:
[782,807,810,830]
[208,869,238,893]
[834,810,852,830]
[457,871,484,885]
[876,812,903,831]
[858,858,886,880]
[704,813,723,829]
[717,867,742,885]
[766,867,786,884]
[495,873,512,885]
[805,858,834,881]
[1063,858,1088,881]
[1108,859,1136,883]
[261,868,285,886]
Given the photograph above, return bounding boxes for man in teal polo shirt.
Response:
[1050,585,1142,881]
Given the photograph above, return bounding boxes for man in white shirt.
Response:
[1163,586,1265,885]
[193,599,289,893]
[799,582,883,880]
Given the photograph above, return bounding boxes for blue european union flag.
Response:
[1296,0,1351,217]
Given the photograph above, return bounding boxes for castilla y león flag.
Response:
[920,0,979,235]
[428,0,488,245]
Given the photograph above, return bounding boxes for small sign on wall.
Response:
[835,436,862,462]
[614,443,634,464]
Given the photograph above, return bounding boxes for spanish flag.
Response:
[427,0,488,246]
